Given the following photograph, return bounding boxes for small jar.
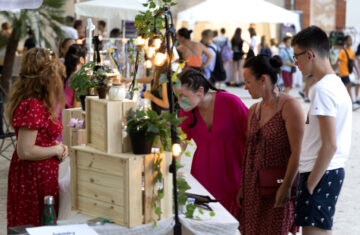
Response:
[41,195,57,226]
[109,84,126,101]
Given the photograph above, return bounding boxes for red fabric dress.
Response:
[7,98,62,228]
[179,92,248,218]
[239,100,297,235]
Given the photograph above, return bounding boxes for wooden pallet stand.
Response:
[70,145,173,227]
[62,108,86,147]
[85,97,136,153]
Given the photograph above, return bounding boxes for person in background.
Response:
[73,19,84,39]
[279,36,295,93]
[176,27,213,71]
[7,48,68,228]
[200,29,217,81]
[270,38,279,55]
[355,43,360,104]
[214,28,232,84]
[259,36,272,56]
[335,35,360,110]
[97,20,107,38]
[58,38,75,63]
[61,16,78,40]
[23,28,36,53]
[238,55,303,235]
[0,22,11,73]
[248,27,259,56]
[63,44,87,109]
[292,25,352,235]
[212,30,218,39]
[229,27,245,87]
[178,68,248,219]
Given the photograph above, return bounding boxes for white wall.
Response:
[346,0,360,29]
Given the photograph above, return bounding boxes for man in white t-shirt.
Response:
[292,26,352,234]
[61,16,78,40]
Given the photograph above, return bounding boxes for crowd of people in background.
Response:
[0,14,357,235]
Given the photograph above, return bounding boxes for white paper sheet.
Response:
[26,224,99,235]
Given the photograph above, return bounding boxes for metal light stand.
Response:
[163,6,182,235]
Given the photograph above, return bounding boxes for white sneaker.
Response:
[352,102,360,111]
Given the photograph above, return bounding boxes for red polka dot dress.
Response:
[7,98,62,228]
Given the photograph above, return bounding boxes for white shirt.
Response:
[299,74,352,173]
[250,35,259,55]
[61,26,78,40]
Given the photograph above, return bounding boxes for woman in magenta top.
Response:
[178,69,248,217]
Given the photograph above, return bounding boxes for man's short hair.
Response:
[65,16,74,25]
[283,36,291,43]
[98,20,106,28]
[344,35,351,43]
[220,28,225,34]
[201,29,213,39]
[110,28,122,38]
[292,25,330,58]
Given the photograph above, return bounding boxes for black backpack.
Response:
[208,45,227,82]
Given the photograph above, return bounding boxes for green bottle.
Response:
[41,195,57,226]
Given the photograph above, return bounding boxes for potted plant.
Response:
[126,108,184,154]
[69,62,111,110]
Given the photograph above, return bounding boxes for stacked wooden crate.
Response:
[70,97,173,228]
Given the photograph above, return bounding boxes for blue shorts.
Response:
[341,76,350,84]
[294,168,345,230]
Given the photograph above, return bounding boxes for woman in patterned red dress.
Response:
[237,55,304,234]
[6,48,68,228]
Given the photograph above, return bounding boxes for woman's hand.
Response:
[55,143,68,163]
[274,184,291,208]
[236,187,243,208]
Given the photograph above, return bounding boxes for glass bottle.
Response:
[41,195,57,226]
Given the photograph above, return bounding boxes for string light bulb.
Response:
[154,52,167,66]
[172,143,181,157]
[135,36,145,46]
[145,60,153,69]
[146,46,156,58]
[154,38,162,50]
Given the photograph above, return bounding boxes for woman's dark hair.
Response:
[64,44,87,79]
[59,38,73,58]
[231,27,242,45]
[179,68,223,128]
[73,20,82,29]
[177,28,192,40]
[248,27,256,38]
[244,54,283,85]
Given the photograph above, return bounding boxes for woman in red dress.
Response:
[238,55,304,234]
[7,48,68,228]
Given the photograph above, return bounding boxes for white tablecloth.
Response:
[57,160,239,235]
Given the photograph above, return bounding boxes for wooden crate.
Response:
[71,128,86,146]
[71,146,173,227]
[62,108,85,147]
[85,98,136,153]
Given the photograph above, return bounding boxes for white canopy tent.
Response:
[74,0,147,35]
[177,0,301,32]
[0,0,43,10]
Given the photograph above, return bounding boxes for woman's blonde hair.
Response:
[7,48,65,124]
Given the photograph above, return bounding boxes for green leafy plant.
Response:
[69,62,111,101]
[126,109,185,152]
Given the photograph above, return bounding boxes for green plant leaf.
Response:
[198,209,204,215]
[185,203,196,219]
[210,211,216,217]
[153,219,157,227]
[196,216,201,220]
[178,192,187,206]
[177,177,191,192]
[155,206,162,215]
[176,160,184,170]
[185,151,191,157]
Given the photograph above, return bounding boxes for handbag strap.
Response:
[256,93,281,168]
[284,48,294,63]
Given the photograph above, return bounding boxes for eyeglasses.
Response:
[293,50,307,62]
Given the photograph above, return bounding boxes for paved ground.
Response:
[0,86,359,234]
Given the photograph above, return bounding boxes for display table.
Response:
[58,171,239,235]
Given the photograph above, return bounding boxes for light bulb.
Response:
[147,47,156,58]
[154,38,162,50]
[145,60,152,69]
[172,143,181,157]
[154,52,167,66]
[135,36,145,46]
